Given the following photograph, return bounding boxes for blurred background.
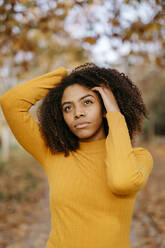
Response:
[0,0,165,247]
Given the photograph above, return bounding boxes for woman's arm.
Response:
[0,67,67,166]
[91,85,153,195]
[105,111,153,195]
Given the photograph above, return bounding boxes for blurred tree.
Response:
[149,80,165,135]
[0,0,90,91]
[130,64,165,140]
[0,0,164,94]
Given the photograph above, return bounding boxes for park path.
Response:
[6,181,51,248]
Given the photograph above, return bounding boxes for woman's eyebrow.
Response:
[62,94,95,107]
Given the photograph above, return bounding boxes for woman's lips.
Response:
[75,122,90,129]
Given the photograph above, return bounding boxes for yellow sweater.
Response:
[0,67,153,248]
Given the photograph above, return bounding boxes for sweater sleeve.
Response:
[0,67,67,165]
[104,111,153,195]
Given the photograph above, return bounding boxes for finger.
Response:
[91,86,103,91]
[91,87,99,92]
[92,85,107,92]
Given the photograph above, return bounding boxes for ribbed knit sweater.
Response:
[0,67,153,248]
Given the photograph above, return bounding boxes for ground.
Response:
[0,140,165,248]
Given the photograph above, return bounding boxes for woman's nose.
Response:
[74,108,86,118]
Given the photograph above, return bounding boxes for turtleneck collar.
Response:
[78,138,106,152]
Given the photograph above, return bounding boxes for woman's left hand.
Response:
[91,84,121,113]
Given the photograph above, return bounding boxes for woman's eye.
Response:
[64,106,71,112]
[85,100,93,105]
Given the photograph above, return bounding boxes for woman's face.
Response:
[61,84,106,142]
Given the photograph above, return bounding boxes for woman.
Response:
[0,62,153,248]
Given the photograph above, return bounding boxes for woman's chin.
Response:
[73,131,93,140]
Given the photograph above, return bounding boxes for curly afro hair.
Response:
[38,62,150,157]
